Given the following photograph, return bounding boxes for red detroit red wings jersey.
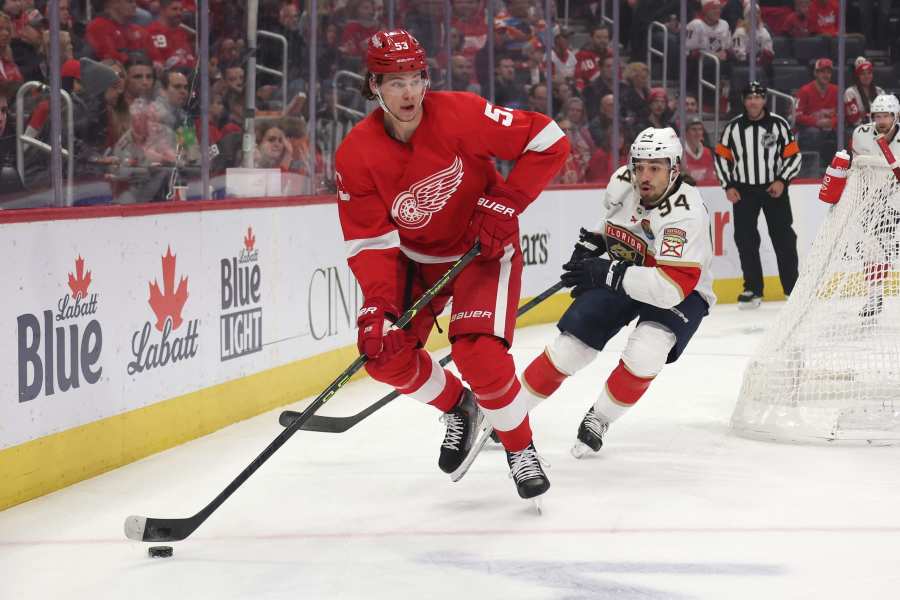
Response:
[85,16,150,63]
[335,91,568,308]
[146,21,197,68]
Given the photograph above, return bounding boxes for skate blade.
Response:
[531,497,543,516]
[449,423,493,483]
[570,441,594,459]
[737,300,762,311]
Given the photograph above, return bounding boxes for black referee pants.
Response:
[732,184,799,297]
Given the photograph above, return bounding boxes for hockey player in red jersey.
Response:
[334,30,569,502]
[520,128,716,457]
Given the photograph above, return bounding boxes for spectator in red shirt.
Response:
[783,0,813,38]
[682,116,717,184]
[146,0,196,70]
[339,0,380,58]
[808,0,839,36]
[759,0,796,36]
[574,25,610,91]
[86,0,151,63]
[451,0,488,59]
[796,57,838,168]
[0,13,23,85]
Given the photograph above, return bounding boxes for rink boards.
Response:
[0,182,826,510]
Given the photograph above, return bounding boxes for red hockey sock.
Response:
[522,350,568,399]
[606,360,654,406]
[452,335,532,451]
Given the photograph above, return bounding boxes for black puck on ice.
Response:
[148,545,174,558]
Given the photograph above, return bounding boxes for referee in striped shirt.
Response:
[714,81,802,309]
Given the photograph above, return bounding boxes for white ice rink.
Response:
[3,301,900,600]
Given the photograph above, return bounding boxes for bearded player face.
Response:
[873,112,896,135]
[375,72,428,122]
[633,158,672,205]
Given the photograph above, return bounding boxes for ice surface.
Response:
[3,301,899,599]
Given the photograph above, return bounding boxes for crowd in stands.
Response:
[0,0,898,205]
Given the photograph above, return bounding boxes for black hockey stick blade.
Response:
[278,278,567,433]
[123,243,480,543]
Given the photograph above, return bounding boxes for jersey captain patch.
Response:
[661,227,688,258]
[390,156,464,229]
[606,222,648,265]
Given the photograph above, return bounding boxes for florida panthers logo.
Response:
[390,156,464,229]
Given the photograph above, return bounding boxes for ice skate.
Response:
[571,407,609,459]
[737,290,762,310]
[506,442,550,513]
[448,421,493,482]
[438,389,484,476]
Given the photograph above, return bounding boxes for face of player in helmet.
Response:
[873,112,897,135]
[634,158,673,205]
[374,71,428,123]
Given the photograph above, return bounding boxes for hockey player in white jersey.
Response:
[819,93,900,318]
[520,127,716,457]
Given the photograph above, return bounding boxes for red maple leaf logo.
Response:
[68,255,92,299]
[148,246,189,332]
[244,226,256,251]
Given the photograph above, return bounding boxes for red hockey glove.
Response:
[467,186,528,258]
[357,300,414,362]
[819,150,850,204]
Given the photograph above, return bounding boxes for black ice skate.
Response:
[571,407,609,459]
[859,294,884,319]
[507,442,550,513]
[438,389,484,476]
[737,290,762,310]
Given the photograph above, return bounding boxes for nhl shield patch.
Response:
[661,227,687,258]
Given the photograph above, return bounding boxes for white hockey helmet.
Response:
[629,127,683,201]
[870,94,900,125]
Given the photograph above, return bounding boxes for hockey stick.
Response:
[123,243,481,543]
[277,279,568,433]
[875,136,900,183]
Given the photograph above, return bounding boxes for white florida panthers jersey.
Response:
[850,122,900,161]
[593,166,717,309]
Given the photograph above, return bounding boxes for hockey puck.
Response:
[148,546,173,558]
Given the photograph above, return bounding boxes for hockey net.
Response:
[732,156,900,444]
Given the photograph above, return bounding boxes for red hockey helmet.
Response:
[366,29,427,74]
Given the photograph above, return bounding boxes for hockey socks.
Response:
[453,335,532,451]
[522,350,568,405]
[593,359,654,422]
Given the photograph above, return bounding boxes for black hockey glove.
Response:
[560,256,630,297]
[568,228,607,264]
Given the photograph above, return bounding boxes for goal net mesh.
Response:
[732,157,900,444]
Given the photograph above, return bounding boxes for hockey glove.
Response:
[467,186,528,258]
[357,300,415,363]
[819,150,850,204]
[561,256,630,297]
[568,228,607,264]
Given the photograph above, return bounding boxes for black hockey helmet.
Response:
[742,81,768,98]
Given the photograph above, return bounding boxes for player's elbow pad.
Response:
[819,150,850,205]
